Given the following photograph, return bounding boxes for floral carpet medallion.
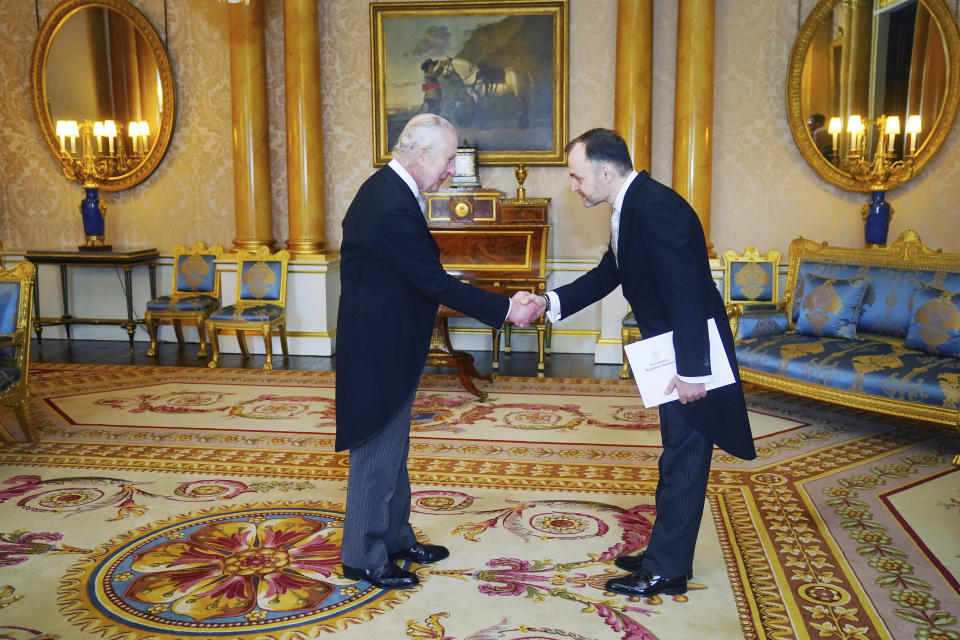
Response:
[59,502,417,637]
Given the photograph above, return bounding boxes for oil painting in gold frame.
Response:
[370,0,568,166]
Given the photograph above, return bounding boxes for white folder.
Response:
[623,318,736,408]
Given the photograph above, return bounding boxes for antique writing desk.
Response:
[425,189,550,395]
[24,248,159,349]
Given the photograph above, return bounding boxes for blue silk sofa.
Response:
[733,231,960,455]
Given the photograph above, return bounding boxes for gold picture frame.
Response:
[370,0,568,166]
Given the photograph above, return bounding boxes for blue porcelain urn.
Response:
[79,187,110,250]
[864,191,890,246]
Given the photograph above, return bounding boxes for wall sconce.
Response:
[54,118,145,250]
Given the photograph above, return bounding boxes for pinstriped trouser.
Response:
[640,401,714,578]
[340,389,419,569]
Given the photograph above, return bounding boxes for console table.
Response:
[24,248,159,349]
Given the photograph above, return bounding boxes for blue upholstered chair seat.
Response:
[736,333,960,411]
[145,294,219,312]
[209,304,284,322]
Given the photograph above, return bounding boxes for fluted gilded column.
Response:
[614,0,654,171]
[672,0,715,255]
[283,0,326,255]
[228,0,274,251]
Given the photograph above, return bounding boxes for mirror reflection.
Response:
[798,0,946,168]
[45,6,163,172]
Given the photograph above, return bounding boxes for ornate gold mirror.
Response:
[786,0,959,192]
[30,0,175,192]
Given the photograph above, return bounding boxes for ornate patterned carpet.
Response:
[0,363,956,640]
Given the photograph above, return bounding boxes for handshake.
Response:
[507,291,547,327]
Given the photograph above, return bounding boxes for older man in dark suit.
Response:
[335,113,540,590]
[528,128,756,598]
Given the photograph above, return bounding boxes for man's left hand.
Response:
[665,376,706,404]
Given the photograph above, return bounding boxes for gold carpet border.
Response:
[29,363,641,396]
[56,500,416,640]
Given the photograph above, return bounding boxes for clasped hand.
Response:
[507,291,546,327]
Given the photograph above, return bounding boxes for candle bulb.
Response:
[885,116,900,153]
[104,120,117,154]
[93,121,105,153]
[905,115,922,156]
[828,117,842,153]
[55,120,67,153]
[139,121,149,153]
[847,115,862,155]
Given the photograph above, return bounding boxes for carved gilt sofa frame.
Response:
[735,231,960,460]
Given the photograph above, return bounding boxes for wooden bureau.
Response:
[425,189,551,387]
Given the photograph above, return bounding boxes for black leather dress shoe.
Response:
[605,569,687,597]
[342,562,419,589]
[388,543,449,564]
[614,552,693,579]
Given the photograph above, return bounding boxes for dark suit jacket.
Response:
[335,165,510,451]
[554,171,756,460]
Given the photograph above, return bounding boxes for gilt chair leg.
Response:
[13,400,37,443]
[173,320,185,344]
[261,325,274,371]
[278,324,289,357]
[237,332,249,356]
[620,328,631,379]
[195,314,209,357]
[207,321,220,368]
[145,312,159,357]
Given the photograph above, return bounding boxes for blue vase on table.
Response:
[79,187,111,251]
[864,191,890,246]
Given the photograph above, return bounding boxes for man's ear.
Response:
[599,162,615,184]
[416,145,428,166]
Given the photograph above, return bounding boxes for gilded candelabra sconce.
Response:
[825,113,922,246]
[55,118,150,251]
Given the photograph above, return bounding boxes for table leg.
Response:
[31,270,42,342]
[123,266,135,349]
[59,265,71,340]
[536,321,546,377]
[148,263,157,299]
[491,327,500,378]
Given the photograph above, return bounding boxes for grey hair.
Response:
[393,113,456,158]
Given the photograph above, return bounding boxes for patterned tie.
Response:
[610,207,620,261]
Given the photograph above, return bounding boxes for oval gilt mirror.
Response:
[30,0,175,192]
[786,0,960,192]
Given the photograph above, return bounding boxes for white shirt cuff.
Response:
[677,374,711,384]
[544,291,561,323]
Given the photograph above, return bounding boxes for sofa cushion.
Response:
[794,274,870,339]
[903,282,960,359]
[790,261,960,338]
[736,333,960,411]
[736,309,788,340]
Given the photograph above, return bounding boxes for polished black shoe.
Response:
[614,552,693,579]
[388,543,450,565]
[342,562,419,589]
[606,568,687,597]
